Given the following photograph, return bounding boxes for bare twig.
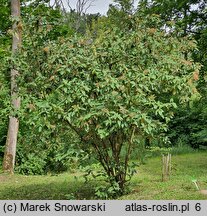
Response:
[66,0,73,11]
[84,0,96,14]
[76,0,96,15]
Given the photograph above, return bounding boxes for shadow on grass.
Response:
[0,176,97,200]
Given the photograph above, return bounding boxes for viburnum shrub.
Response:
[17,15,200,196]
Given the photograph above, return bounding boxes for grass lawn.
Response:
[0,151,207,200]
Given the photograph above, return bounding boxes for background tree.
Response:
[52,0,98,33]
[3,0,22,173]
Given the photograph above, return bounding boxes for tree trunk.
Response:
[3,0,21,174]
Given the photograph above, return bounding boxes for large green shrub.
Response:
[15,14,199,195]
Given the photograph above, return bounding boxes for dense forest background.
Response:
[0,0,207,198]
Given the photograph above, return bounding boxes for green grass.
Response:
[0,172,98,200]
[0,151,207,200]
[120,151,207,200]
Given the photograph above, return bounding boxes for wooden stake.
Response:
[162,153,171,182]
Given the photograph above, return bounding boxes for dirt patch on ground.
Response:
[200,190,207,195]
[0,174,14,182]
[0,175,9,182]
